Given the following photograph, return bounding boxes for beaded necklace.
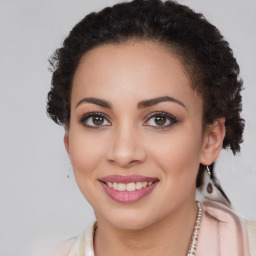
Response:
[187,201,202,256]
[70,201,202,256]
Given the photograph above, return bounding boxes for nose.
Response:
[107,126,146,168]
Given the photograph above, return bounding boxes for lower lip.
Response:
[101,182,158,203]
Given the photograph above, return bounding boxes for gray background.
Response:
[0,0,255,255]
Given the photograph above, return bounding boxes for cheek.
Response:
[68,129,108,208]
[150,127,202,188]
[68,128,106,184]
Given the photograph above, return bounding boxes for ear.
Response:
[64,129,70,156]
[200,118,226,166]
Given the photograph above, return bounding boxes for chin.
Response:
[99,207,159,231]
[111,217,153,231]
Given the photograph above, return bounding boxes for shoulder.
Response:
[67,222,96,256]
[244,219,256,256]
[199,199,255,256]
[54,237,77,256]
[201,199,245,223]
[52,222,96,256]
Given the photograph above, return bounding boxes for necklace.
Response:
[187,201,202,256]
[71,201,203,256]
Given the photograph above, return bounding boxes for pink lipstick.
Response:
[99,175,159,203]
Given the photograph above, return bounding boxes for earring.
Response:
[67,166,72,179]
[206,166,213,194]
[206,165,211,176]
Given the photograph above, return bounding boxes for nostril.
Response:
[108,158,142,169]
[106,133,146,167]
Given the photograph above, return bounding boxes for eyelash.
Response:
[143,111,179,129]
[79,112,111,129]
[79,111,179,129]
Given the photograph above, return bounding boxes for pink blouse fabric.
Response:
[60,199,255,256]
[197,200,251,256]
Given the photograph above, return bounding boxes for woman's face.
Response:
[65,41,209,230]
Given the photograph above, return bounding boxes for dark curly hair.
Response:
[47,0,244,195]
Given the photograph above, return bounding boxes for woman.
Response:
[47,0,255,255]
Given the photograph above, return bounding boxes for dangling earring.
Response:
[66,166,76,191]
[206,165,211,176]
[206,166,213,194]
[203,165,232,207]
[67,166,72,179]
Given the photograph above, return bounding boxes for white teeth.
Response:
[107,182,113,188]
[136,182,143,190]
[117,183,126,191]
[113,182,118,190]
[105,181,155,191]
[142,181,147,188]
[127,182,136,191]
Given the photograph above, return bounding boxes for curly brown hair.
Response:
[47,0,244,193]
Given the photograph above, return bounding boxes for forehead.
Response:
[71,41,202,111]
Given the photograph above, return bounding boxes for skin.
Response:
[64,41,225,256]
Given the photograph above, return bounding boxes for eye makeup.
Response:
[79,112,111,129]
[79,110,180,130]
[143,111,179,129]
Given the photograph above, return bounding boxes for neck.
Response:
[94,198,198,256]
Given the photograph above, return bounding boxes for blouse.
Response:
[56,199,256,256]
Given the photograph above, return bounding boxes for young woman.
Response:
[47,0,255,255]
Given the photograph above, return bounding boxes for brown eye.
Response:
[143,112,178,129]
[93,116,104,125]
[154,116,167,126]
[80,113,111,128]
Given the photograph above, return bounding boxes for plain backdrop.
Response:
[0,0,255,255]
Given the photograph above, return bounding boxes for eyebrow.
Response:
[76,97,112,109]
[137,96,187,109]
[75,96,186,110]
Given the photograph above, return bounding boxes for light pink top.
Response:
[57,199,255,256]
[197,200,252,256]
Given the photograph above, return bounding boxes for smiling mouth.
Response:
[99,180,157,192]
[99,175,159,203]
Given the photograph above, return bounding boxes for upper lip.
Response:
[99,175,159,184]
